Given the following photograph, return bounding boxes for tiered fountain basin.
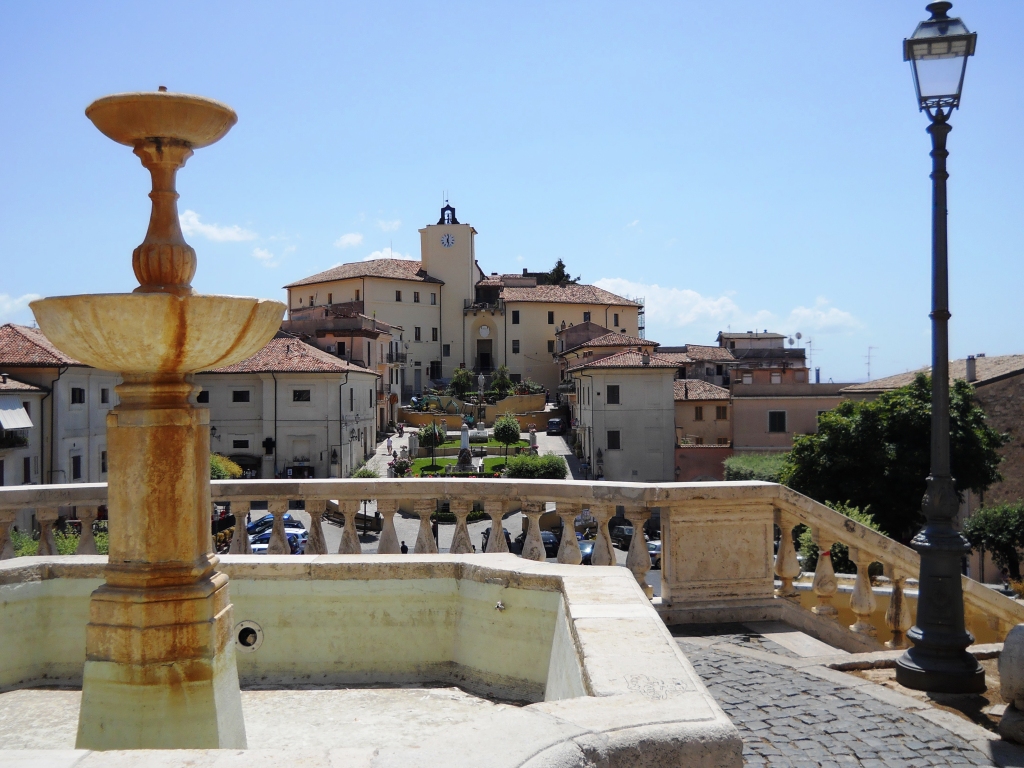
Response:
[0,554,742,767]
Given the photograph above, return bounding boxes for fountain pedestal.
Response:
[31,91,284,750]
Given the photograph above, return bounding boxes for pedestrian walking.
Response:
[400,541,408,554]
[386,436,393,454]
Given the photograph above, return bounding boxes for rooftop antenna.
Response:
[866,346,878,381]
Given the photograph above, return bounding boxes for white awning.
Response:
[0,395,32,430]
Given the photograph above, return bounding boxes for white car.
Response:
[250,529,308,554]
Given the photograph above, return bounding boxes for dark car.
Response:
[247,513,303,537]
[578,540,594,565]
[546,418,566,435]
[610,525,635,549]
[513,530,559,558]
[481,526,513,552]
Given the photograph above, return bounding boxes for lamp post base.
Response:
[895,647,985,694]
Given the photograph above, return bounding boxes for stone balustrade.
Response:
[2,479,1024,647]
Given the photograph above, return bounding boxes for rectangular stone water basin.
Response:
[0,554,741,767]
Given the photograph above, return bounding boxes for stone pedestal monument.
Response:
[31,90,284,750]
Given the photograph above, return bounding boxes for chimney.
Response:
[815,367,820,384]
[641,351,650,366]
[0,373,6,384]
[523,268,528,276]
[966,355,977,382]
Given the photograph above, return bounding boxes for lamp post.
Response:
[895,2,983,694]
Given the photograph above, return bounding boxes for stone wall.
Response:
[974,374,1024,505]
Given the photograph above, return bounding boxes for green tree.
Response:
[538,258,580,285]
[351,466,379,478]
[489,365,515,400]
[963,502,1024,581]
[797,502,882,575]
[210,453,243,480]
[781,374,1007,540]
[493,413,522,460]
[447,367,474,398]
[418,422,446,449]
[724,453,789,482]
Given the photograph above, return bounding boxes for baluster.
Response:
[448,499,474,554]
[521,501,546,561]
[75,506,99,555]
[556,503,582,565]
[376,499,401,554]
[773,510,800,598]
[625,506,653,598]
[484,499,509,553]
[810,529,838,619]
[413,499,438,554]
[337,499,361,555]
[304,499,328,555]
[884,566,912,649]
[35,507,59,556]
[0,511,15,560]
[590,504,615,567]
[267,500,291,555]
[848,547,877,637]
[228,502,253,554]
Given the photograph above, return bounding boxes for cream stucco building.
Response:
[283,204,642,397]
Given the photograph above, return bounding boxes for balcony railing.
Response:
[2,479,1022,648]
[0,431,29,450]
[386,352,407,364]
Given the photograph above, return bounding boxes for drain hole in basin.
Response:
[235,621,264,653]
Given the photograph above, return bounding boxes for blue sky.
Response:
[1,1,1020,382]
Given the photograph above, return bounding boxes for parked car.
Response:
[247,513,304,537]
[647,540,662,569]
[546,418,566,436]
[578,540,594,565]
[481,526,513,552]
[250,530,305,554]
[512,530,559,558]
[610,525,635,549]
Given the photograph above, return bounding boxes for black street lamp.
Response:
[895,2,983,694]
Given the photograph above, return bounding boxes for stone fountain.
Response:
[30,90,284,750]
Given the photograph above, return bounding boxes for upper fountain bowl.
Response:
[86,91,238,148]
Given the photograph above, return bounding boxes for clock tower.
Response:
[420,203,480,377]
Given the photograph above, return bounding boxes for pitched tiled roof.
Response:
[673,380,729,401]
[841,354,1024,394]
[284,259,444,289]
[657,352,692,365]
[207,334,379,375]
[501,284,639,306]
[0,324,81,366]
[0,374,46,392]
[684,344,736,362]
[568,350,678,372]
[569,332,653,352]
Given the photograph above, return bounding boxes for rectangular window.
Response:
[512,340,520,354]
[717,437,730,445]
[196,390,209,403]
[100,451,108,474]
[694,437,704,445]
[396,290,402,302]
[583,311,591,322]
[232,390,250,403]
[547,340,555,354]
[232,439,249,449]
[432,328,438,342]
[510,373,522,383]
[70,387,85,404]
[768,411,787,433]
[23,456,31,484]
[327,293,332,304]
[22,401,29,419]
[309,295,314,307]
[512,310,520,324]
[72,455,82,480]
[607,430,621,450]
[293,389,311,402]
[429,361,442,379]
[442,344,451,357]
[547,311,554,325]
[607,385,620,404]
[100,388,110,404]
[716,364,724,376]
[613,313,619,327]
[414,291,420,303]
[415,327,421,341]
[771,372,782,384]
[339,341,346,356]
[694,406,704,421]
[716,405,728,420]
[742,373,753,385]
[349,388,354,412]
[430,293,436,305]
[355,289,360,301]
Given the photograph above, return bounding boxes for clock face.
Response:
[440,233,455,248]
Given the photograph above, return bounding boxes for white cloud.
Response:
[251,245,295,268]
[362,247,415,262]
[0,293,42,322]
[334,233,364,249]
[515,255,525,263]
[785,297,863,333]
[179,210,257,242]
[627,219,640,228]
[376,219,401,232]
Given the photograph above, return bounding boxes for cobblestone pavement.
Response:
[675,627,997,767]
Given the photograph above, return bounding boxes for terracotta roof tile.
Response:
[0,324,81,366]
[673,380,730,401]
[207,334,379,375]
[0,374,46,392]
[569,332,653,351]
[841,354,1024,393]
[657,352,692,364]
[501,284,639,306]
[684,344,736,362]
[568,350,678,372]
[284,259,443,289]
